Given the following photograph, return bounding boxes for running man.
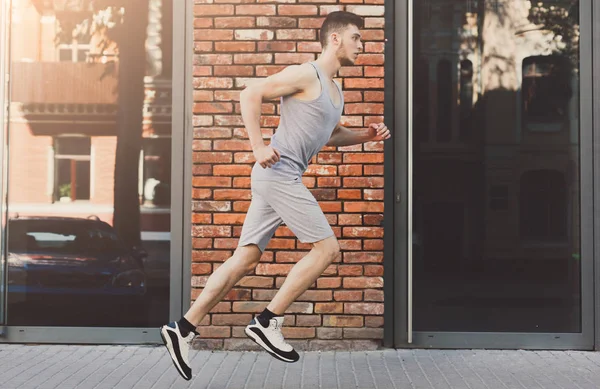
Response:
[161,11,391,380]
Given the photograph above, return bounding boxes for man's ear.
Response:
[330,32,341,46]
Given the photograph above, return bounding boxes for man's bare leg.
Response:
[184,244,262,326]
[267,235,340,315]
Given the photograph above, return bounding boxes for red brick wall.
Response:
[192,0,386,351]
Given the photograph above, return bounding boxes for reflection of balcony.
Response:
[10,62,172,137]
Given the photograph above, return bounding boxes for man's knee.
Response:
[234,244,263,271]
[313,236,340,264]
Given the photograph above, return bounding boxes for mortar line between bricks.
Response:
[73,346,124,389]
[381,352,398,389]
[223,351,245,389]
[204,351,230,389]
[243,352,260,389]
[131,348,168,389]
[166,350,204,389]
[458,352,498,389]
[11,346,72,388]
[440,350,473,389]
[91,346,142,389]
[111,348,156,389]
[23,346,86,388]
[350,351,359,389]
[426,350,453,389]
[365,351,378,389]
[396,350,415,389]
[535,351,584,389]
[551,351,597,387]
[518,351,565,389]
[412,350,435,389]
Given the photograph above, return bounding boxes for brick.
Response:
[365,316,384,328]
[339,240,362,251]
[275,53,316,64]
[345,303,384,315]
[196,128,232,138]
[317,328,342,339]
[363,239,383,251]
[345,78,384,89]
[317,177,341,188]
[194,4,234,16]
[236,4,276,15]
[344,202,384,213]
[214,139,252,151]
[317,277,342,289]
[344,252,383,263]
[192,213,212,224]
[343,277,384,289]
[364,189,384,200]
[213,66,254,77]
[364,214,384,225]
[256,65,288,76]
[365,42,385,53]
[237,276,274,288]
[194,115,213,126]
[286,302,314,314]
[192,263,212,275]
[258,41,296,52]
[213,164,252,176]
[334,290,363,301]
[192,188,212,199]
[305,164,337,176]
[320,5,344,15]
[339,214,362,226]
[214,17,255,28]
[364,289,384,301]
[298,17,325,28]
[193,201,231,212]
[365,66,385,77]
[339,67,363,77]
[339,165,363,176]
[194,77,234,89]
[193,238,213,249]
[213,189,252,200]
[276,29,317,40]
[266,238,296,250]
[213,213,246,225]
[193,102,233,114]
[317,152,342,164]
[275,251,306,263]
[194,54,232,66]
[212,314,252,326]
[224,288,252,301]
[193,165,213,176]
[195,18,213,28]
[192,226,232,238]
[342,91,363,102]
[198,327,231,338]
[282,327,315,339]
[194,42,213,53]
[278,5,318,15]
[338,265,363,276]
[192,250,232,262]
[192,177,231,188]
[296,315,322,327]
[343,328,384,339]
[256,264,294,276]
[233,177,251,188]
[298,290,332,301]
[320,202,342,212]
[215,115,244,126]
[233,201,251,212]
[232,301,267,313]
[323,315,363,327]
[234,53,273,64]
[297,41,322,52]
[213,238,238,249]
[345,103,384,115]
[192,276,209,287]
[235,30,275,40]
[365,17,385,28]
[209,302,232,313]
[364,141,384,151]
[194,29,233,41]
[338,189,362,200]
[315,302,343,313]
[193,90,214,101]
[257,17,297,28]
[310,189,336,200]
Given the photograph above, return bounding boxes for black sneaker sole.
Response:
[244,326,299,363]
[160,326,192,380]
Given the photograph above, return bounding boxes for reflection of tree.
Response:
[527,1,579,67]
[55,0,149,247]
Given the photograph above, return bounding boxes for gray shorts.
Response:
[238,178,335,252]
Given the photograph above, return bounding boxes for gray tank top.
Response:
[251,61,344,181]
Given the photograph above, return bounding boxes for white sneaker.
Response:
[245,316,300,363]
[160,322,196,380]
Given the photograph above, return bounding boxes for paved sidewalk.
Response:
[1,345,600,388]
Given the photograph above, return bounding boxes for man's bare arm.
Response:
[240,64,315,168]
[327,122,391,147]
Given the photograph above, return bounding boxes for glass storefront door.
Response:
[395,0,594,348]
[0,0,10,331]
[2,0,176,335]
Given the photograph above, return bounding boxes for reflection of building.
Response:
[8,0,172,238]
[413,0,579,270]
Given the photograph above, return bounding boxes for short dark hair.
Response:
[319,11,364,48]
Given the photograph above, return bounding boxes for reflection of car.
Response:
[6,216,147,326]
